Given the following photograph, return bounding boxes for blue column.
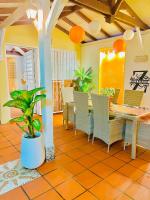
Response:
[39,31,54,161]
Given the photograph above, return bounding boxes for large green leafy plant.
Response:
[3,87,46,138]
[74,67,93,92]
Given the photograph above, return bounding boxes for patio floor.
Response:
[0,114,150,200]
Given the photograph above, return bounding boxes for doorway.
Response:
[6,45,39,118]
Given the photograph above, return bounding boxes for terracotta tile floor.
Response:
[0,114,150,200]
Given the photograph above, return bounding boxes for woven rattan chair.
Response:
[112,89,120,104]
[74,91,93,141]
[62,87,74,128]
[124,121,150,150]
[91,94,124,152]
[124,90,144,107]
[124,90,144,149]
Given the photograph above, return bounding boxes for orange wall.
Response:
[99,49,125,104]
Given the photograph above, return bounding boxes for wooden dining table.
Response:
[110,104,150,159]
[66,101,150,159]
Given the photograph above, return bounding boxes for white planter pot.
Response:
[21,132,45,169]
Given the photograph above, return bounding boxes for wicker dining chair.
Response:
[124,90,144,107]
[91,94,124,152]
[124,121,150,150]
[124,90,144,149]
[61,87,74,128]
[74,91,93,141]
[112,88,120,104]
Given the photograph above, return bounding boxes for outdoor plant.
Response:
[3,87,46,138]
[73,67,93,92]
[100,88,115,97]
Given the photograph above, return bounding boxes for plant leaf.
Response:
[3,99,28,111]
[10,90,33,105]
[10,116,25,123]
[32,119,41,131]
[29,87,45,96]
[25,108,33,117]
[34,94,46,103]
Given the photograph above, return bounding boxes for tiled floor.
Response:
[0,114,150,200]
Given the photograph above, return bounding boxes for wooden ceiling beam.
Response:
[63,5,81,12]
[116,11,146,30]
[63,17,97,41]
[101,29,111,37]
[59,5,81,19]
[0,0,25,8]
[0,2,30,28]
[0,16,7,21]
[76,10,111,37]
[76,10,90,23]
[0,8,16,14]
[72,0,148,30]
[109,0,116,7]
[112,0,124,15]
[71,0,111,15]
[0,14,10,17]
[114,21,125,32]
[12,20,32,26]
[121,1,148,30]
[55,24,69,35]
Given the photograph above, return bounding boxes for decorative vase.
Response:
[21,132,45,169]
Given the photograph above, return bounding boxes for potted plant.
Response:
[100,88,115,107]
[3,87,46,169]
[73,67,93,92]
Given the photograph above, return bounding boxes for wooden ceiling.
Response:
[0,0,149,43]
[0,0,33,27]
[56,0,149,42]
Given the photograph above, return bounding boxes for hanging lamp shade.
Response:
[123,29,134,41]
[69,26,85,43]
[89,20,101,35]
[113,39,126,53]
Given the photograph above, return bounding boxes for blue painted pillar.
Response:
[39,31,54,161]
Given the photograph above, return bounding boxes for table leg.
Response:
[65,103,69,130]
[131,120,139,159]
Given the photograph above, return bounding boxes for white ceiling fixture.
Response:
[123,29,135,40]
[88,20,101,35]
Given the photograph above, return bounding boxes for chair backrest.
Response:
[62,87,74,104]
[124,89,144,106]
[91,94,109,140]
[74,91,89,133]
[112,88,120,104]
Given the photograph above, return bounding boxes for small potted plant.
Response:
[100,88,115,107]
[4,87,46,169]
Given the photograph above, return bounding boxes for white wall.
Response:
[124,30,150,107]
[81,30,150,107]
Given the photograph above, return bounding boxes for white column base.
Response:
[45,146,55,161]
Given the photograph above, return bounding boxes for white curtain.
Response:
[51,49,77,81]
[23,48,77,114]
[51,49,77,112]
